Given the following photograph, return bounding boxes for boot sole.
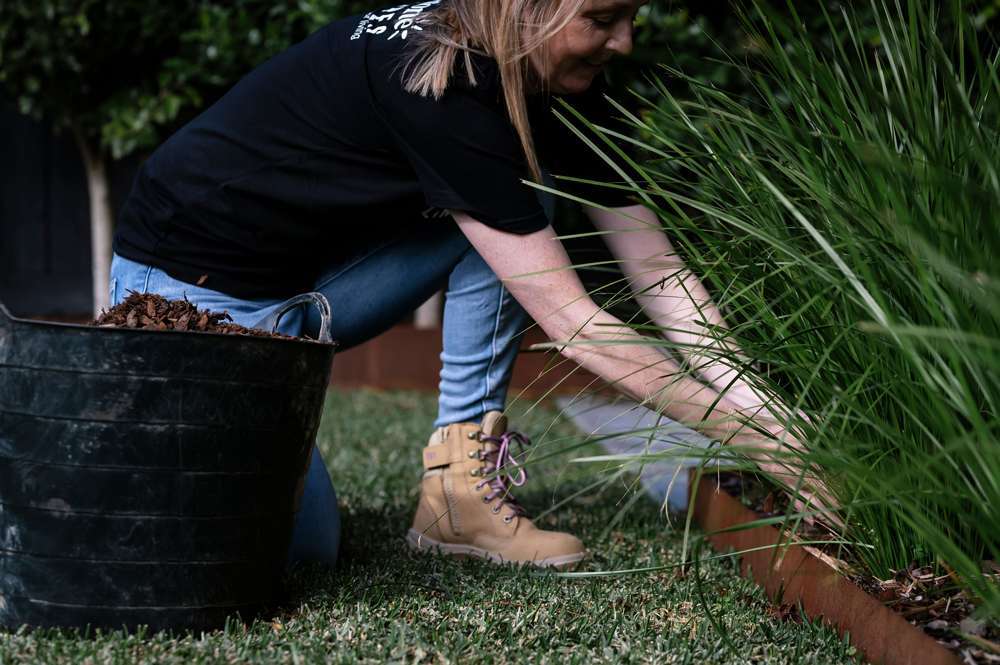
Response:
[406,529,585,570]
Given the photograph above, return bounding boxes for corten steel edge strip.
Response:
[688,472,961,665]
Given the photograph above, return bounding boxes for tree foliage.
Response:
[0,0,377,158]
[1,1,185,146]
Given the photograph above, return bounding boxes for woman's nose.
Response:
[607,22,635,57]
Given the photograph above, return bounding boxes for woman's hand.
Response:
[729,417,843,530]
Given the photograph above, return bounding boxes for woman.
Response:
[111,0,821,569]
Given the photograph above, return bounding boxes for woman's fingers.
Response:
[737,427,844,530]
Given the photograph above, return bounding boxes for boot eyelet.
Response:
[467,431,479,440]
[491,505,501,514]
[469,469,479,477]
[468,450,478,459]
[503,515,514,524]
[482,495,490,503]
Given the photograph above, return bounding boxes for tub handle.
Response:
[0,302,11,362]
[256,292,334,344]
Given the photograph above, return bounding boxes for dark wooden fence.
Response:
[1,101,138,318]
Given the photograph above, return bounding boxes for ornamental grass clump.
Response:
[560,1,999,616]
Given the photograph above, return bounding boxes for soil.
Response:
[92,292,294,339]
[714,471,1000,664]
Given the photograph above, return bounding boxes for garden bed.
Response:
[691,471,999,665]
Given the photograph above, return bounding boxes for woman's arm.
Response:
[451,212,807,466]
[585,204,790,422]
[455,211,835,519]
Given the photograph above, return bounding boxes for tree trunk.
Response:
[72,126,113,317]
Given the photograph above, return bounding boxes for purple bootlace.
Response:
[476,430,531,518]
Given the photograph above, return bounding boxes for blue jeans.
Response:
[109,219,534,566]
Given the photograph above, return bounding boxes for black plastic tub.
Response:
[0,295,337,633]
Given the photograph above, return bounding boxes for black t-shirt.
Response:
[114,2,635,299]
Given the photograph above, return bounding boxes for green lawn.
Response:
[0,388,861,664]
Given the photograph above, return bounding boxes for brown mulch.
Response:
[867,562,1000,662]
[715,471,1000,664]
[92,291,293,339]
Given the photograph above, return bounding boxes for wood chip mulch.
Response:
[92,291,292,339]
[869,561,1000,664]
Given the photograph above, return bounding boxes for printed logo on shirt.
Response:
[350,2,442,41]
[421,206,450,220]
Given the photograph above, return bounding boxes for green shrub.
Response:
[575,0,999,615]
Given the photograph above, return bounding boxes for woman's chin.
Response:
[550,72,598,95]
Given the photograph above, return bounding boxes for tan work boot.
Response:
[407,411,585,569]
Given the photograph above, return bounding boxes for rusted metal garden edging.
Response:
[689,473,960,665]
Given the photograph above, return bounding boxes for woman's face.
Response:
[531,0,648,95]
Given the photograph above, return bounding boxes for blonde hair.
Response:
[403,0,587,182]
